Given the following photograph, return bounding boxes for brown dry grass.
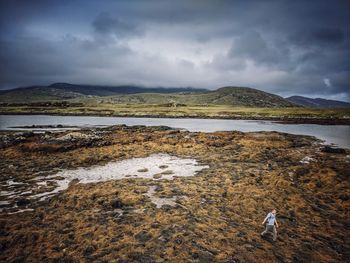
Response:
[0,126,349,262]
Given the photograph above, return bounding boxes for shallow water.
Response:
[0,154,208,213]
[0,115,349,147]
[143,185,182,208]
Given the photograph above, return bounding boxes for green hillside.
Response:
[102,86,296,107]
[0,83,205,103]
[0,84,296,107]
[0,86,83,103]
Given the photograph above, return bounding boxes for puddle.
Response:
[143,185,183,208]
[0,154,208,213]
[0,190,18,197]
[8,208,35,214]
[7,180,24,186]
[52,153,208,182]
[300,156,315,164]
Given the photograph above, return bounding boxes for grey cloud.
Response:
[327,71,350,96]
[309,27,345,44]
[0,0,349,101]
[289,27,345,47]
[225,31,293,71]
[92,12,143,38]
[178,59,195,69]
[207,53,246,72]
[0,33,133,88]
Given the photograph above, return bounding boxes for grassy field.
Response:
[1,103,350,122]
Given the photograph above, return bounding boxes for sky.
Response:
[0,0,349,101]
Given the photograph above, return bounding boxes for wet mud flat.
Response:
[0,125,349,262]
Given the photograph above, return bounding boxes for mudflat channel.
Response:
[0,125,349,262]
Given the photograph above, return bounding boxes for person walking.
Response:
[261,209,279,241]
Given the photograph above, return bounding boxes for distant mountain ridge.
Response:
[0,86,84,102]
[0,83,206,99]
[48,83,207,96]
[0,83,296,107]
[286,96,350,108]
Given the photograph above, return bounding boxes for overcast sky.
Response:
[0,0,349,100]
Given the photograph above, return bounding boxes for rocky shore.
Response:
[0,125,349,262]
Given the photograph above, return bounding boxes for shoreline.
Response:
[1,111,350,125]
[1,123,349,150]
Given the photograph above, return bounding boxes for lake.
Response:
[0,115,349,148]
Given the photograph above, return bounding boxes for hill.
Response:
[0,83,207,103]
[0,86,83,102]
[0,83,296,107]
[105,86,296,107]
[286,96,350,108]
[48,83,208,96]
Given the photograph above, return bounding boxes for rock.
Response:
[295,167,309,177]
[255,176,262,185]
[51,255,75,263]
[244,244,255,250]
[292,250,312,263]
[0,229,7,237]
[159,165,168,169]
[151,222,160,228]
[21,132,35,138]
[267,163,273,170]
[191,250,214,263]
[110,199,124,209]
[273,251,287,263]
[335,167,350,181]
[135,230,152,242]
[300,156,314,164]
[321,146,346,154]
[137,168,149,172]
[278,213,296,222]
[315,180,323,188]
[153,173,162,179]
[339,194,349,201]
[161,170,174,175]
[128,252,155,262]
[69,178,80,186]
[16,198,30,207]
[83,245,96,256]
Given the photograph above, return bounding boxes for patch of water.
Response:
[7,208,35,214]
[54,154,208,183]
[0,154,208,213]
[7,180,24,186]
[143,185,183,208]
[0,190,18,197]
[300,156,315,164]
[1,115,349,147]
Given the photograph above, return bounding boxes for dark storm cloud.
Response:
[289,27,345,47]
[0,0,349,100]
[227,31,292,70]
